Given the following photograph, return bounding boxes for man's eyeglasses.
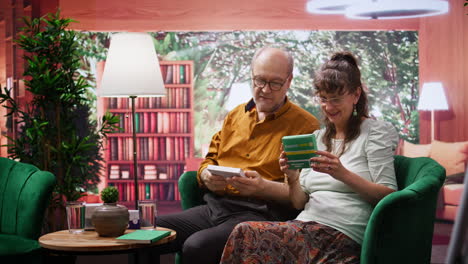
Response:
[252,74,290,91]
[314,95,346,106]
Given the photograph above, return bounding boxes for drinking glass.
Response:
[138,200,157,230]
[66,201,85,234]
[128,209,140,229]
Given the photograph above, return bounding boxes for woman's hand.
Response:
[279,151,300,184]
[310,150,349,181]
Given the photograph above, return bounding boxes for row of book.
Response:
[161,64,191,85]
[113,112,191,134]
[108,137,191,161]
[106,87,191,109]
[108,182,181,201]
[108,164,185,180]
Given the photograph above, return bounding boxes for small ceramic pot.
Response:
[91,203,129,237]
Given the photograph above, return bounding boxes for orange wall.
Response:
[59,0,418,31]
[419,0,468,143]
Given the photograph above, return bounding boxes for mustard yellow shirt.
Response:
[198,98,320,195]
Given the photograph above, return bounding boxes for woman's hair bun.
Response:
[330,52,358,67]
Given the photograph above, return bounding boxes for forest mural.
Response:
[76,31,419,157]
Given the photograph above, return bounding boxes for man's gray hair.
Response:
[251,46,294,75]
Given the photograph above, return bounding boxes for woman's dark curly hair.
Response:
[313,51,369,156]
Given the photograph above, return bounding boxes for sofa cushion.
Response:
[0,234,39,256]
[429,140,468,176]
[402,141,431,158]
[436,205,459,221]
[442,184,464,206]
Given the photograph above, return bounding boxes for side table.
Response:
[39,227,176,264]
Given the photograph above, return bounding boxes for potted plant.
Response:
[0,11,120,231]
[92,186,129,237]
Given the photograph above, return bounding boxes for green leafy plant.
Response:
[0,11,120,230]
[100,186,119,204]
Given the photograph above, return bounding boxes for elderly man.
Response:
[156,46,320,264]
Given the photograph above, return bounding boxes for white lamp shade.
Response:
[99,33,166,97]
[417,82,449,111]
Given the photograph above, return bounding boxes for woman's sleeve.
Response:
[364,121,399,190]
[299,168,312,195]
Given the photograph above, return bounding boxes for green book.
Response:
[282,134,318,169]
[179,65,185,84]
[116,230,171,244]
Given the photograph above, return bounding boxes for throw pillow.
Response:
[402,140,431,158]
[430,140,468,176]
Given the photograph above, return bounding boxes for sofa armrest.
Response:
[361,157,445,264]
[178,171,206,210]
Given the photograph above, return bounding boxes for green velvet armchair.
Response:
[177,155,445,264]
[0,157,56,262]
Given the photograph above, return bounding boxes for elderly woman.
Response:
[220,51,398,264]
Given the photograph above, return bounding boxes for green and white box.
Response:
[282,134,318,169]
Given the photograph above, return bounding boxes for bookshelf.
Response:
[100,61,194,208]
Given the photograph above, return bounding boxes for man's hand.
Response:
[225,171,265,197]
[200,168,227,192]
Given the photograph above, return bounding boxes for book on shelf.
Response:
[166,183,174,200]
[116,230,171,244]
[111,110,190,134]
[174,183,179,201]
[109,165,120,179]
[145,183,151,199]
[144,165,157,180]
[159,172,168,180]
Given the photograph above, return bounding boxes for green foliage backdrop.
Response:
[78,31,419,157]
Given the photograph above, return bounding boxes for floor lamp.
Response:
[99,33,166,209]
[417,82,449,142]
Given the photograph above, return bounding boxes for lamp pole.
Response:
[431,109,435,142]
[131,95,138,210]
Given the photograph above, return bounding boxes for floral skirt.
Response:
[220,220,361,264]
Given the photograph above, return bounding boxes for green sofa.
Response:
[177,155,445,264]
[0,157,56,261]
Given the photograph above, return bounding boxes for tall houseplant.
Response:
[0,11,119,231]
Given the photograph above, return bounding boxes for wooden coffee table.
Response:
[39,227,176,264]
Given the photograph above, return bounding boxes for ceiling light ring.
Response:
[306,0,449,20]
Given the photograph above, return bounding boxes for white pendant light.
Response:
[345,0,449,20]
[306,0,449,19]
[306,0,362,14]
